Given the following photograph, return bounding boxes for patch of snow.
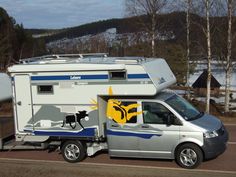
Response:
[46,28,176,52]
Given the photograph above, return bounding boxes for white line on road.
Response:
[225,124,236,126]
[0,157,236,175]
[228,142,236,145]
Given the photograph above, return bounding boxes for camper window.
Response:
[37,85,53,94]
[109,71,126,80]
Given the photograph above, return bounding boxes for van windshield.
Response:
[165,95,203,121]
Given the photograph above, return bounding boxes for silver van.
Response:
[106,90,228,169]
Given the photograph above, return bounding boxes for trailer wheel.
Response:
[61,140,86,163]
[176,143,203,169]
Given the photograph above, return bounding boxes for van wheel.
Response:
[61,140,86,163]
[176,143,203,169]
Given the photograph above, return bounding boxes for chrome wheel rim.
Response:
[64,144,80,161]
[180,148,197,167]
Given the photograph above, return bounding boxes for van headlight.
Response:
[204,131,219,138]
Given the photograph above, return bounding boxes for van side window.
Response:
[109,71,126,80]
[37,85,53,94]
[142,102,174,124]
[111,101,138,124]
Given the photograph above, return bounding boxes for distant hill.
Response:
[30,12,185,42]
[32,17,138,42]
[32,12,208,58]
[27,11,236,60]
[27,12,191,43]
[27,12,214,48]
[22,11,236,61]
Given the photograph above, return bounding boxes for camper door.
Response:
[14,75,33,132]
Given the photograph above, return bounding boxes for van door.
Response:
[14,75,33,132]
[138,101,181,159]
[106,101,140,157]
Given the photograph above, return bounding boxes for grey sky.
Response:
[0,0,125,29]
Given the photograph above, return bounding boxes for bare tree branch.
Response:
[125,0,167,57]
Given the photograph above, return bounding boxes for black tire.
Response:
[61,140,86,163]
[176,143,203,169]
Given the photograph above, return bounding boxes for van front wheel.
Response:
[176,143,203,169]
[61,140,86,163]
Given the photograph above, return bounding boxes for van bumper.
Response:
[202,128,229,159]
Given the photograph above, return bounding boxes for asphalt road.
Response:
[0,159,236,177]
[0,125,235,176]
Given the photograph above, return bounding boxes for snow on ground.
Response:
[187,62,236,112]
[189,62,236,100]
[46,28,176,51]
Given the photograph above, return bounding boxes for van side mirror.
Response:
[166,113,183,126]
[166,114,174,126]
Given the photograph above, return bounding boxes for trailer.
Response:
[1,54,228,169]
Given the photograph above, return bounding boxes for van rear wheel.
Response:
[176,143,203,169]
[61,140,86,163]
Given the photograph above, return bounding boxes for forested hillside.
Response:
[29,11,235,83]
[30,11,235,62]
[0,7,46,70]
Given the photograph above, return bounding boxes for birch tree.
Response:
[212,0,235,112]
[205,0,212,114]
[125,0,167,57]
[224,0,235,112]
[185,0,191,98]
[191,0,214,113]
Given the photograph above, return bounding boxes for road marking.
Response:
[225,124,236,126]
[0,157,236,174]
[228,142,236,145]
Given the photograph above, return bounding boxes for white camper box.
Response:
[2,54,176,154]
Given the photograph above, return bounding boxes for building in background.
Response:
[192,70,221,97]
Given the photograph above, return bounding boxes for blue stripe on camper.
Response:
[106,129,161,139]
[32,128,95,137]
[30,74,150,81]
[128,74,149,79]
[31,75,70,81]
[31,75,108,81]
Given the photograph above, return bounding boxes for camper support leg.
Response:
[87,142,108,156]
